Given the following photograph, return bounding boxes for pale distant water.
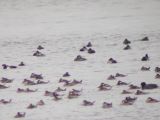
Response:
[0,0,160,120]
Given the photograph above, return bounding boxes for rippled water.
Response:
[0,0,160,120]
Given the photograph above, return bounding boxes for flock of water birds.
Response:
[0,36,160,118]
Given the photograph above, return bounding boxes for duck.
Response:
[30,73,43,79]
[37,45,44,50]
[0,99,12,104]
[121,97,137,105]
[80,46,87,52]
[125,96,137,102]
[0,84,9,89]
[121,96,137,105]
[121,90,133,94]
[86,42,92,47]
[0,77,13,83]
[121,99,133,105]
[58,78,70,84]
[44,90,53,96]
[68,90,81,99]
[107,75,116,80]
[123,39,131,45]
[123,45,131,50]
[98,83,112,91]
[18,62,25,66]
[129,84,140,89]
[155,67,160,72]
[141,37,149,41]
[33,51,45,57]
[141,66,150,71]
[74,55,87,61]
[135,90,147,95]
[26,88,38,92]
[2,64,8,69]
[36,100,45,106]
[37,80,49,84]
[115,73,126,77]
[155,74,160,79]
[141,54,149,61]
[107,58,117,64]
[54,87,66,92]
[146,97,159,103]
[14,112,25,118]
[27,104,37,109]
[23,79,37,85]
[88,48,96,54]
[83,100,95,106]
[52,92,63,101]
[102,102,112,108]
[141,82,158,90]
[9,65,17,69]
[17,88,25,93]
[117,81,128,86]
[63,72,70,77]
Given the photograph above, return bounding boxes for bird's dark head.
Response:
[141,82,146,89]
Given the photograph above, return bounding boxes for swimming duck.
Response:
[98,83,112,91]
[141,66,150,71]
[0,77,13,83]
[107,58,117,64]
[27,104,37,109]
[141,82,158,90]
[22,79,37,85]
[18,62,25,66]
[0,84,9,89]
[33,51,45,57]
[14,112,25,118]
[74,55,87,61]
[107,75,116,80]
[0,99,12,104]
[155,67,160,72]
[44,90,53,96]
[86,42,92,47]
[2,64,8,69]
[36,100,45,106]
[37,45,44,50]
[80,46,87,52]
[123,39,131,45]
[121,90,133,94]
[117,81,128,86]
[121,96,137,105]
[135,90,147,95]
[146,97,159,103]
[9,65,17,69]
[52,92,63,101]
[68,90,81,99]
[37,80,49,84]
[115,73,126,77]
[30,73,43,79]
[141,54,149,61]
[63,72,70,77]
[155,74,160,79]
[141,37,149,41]
[123,45,131,50]
[54,87,66,92]
[88,48,96,54]
[129,84,140,89]
[102,102,112,108]
[83,100,95,106]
